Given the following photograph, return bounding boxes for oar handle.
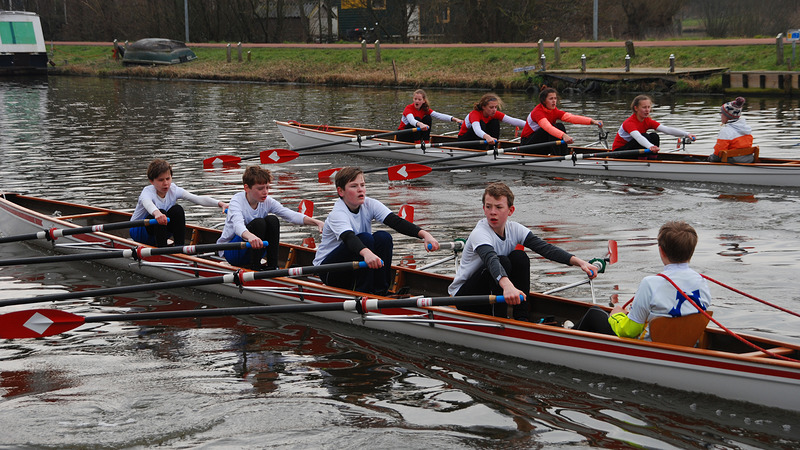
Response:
[427,241,465,251]
[0,218,167,244]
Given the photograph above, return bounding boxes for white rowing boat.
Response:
[275,121,800,187]
[1,192,799,412]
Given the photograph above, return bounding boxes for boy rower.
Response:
[449,182,597,321]
[313,166,439,295]
[217,165,323,270]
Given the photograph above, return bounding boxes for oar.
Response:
[259,139,487,165]
[316,140,489,181]
[388,148,653,181]
[202,127,423,168]
[385,140,564,181]
[0,242,251,267]
[0,218,166,244]
[0,294,508,339]
[0,261,367,308]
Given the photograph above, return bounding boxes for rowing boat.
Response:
[1,192,799,412]
[275,121,800,187]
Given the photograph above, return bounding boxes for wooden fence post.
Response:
[226,43,231,63]
[237,42,242,62]
[375,40,381,63]
[777,33,784,65]
[625,40,635,58]
[537,39,544,58]
[554,37,560,65]
[361,40,368,63]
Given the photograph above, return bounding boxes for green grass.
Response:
[48,42,793,92]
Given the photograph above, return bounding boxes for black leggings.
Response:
[520,123,569,155]
[398,115,433,143]
[575,306,616,335]
[457,118,500,149]
[455,250,531,321]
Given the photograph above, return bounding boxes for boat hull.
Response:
[1,192,799,412]
[276,121,800,187]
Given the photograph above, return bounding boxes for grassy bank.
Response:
[47,42,789,93]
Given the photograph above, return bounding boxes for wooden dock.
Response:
[535,67,728,85]
[722,71,799,94]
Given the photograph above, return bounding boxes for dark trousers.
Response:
[520,123,569,155]
[130,204,186,247]
[457,118,500,149]
[576,306,616,335]
[614,132,659,159]
[455,250,531,321]
[224,216,280,269]
[320,231,393,294]
[398,115,433,143]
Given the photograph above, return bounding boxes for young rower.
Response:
[130,159,227,247]
[520,86,603,155]
[313,166,439,295]
[708,97,755,163]
[575,221,712,340]
[217,165,323,270]
[449,182,597,321]
[612,94,696,159]
[398,89,462,143]
[457,93,525,148]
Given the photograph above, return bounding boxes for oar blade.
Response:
[607,240,619,264]
[318,167,341,182]
[202,154,241,168]
[387,163,432,181]
[398,204,414,223]
[298,199,314,217]
[0,309,85,338]
[260,149,299,164]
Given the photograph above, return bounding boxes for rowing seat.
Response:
[649,311,712,347]
[720,146,758,163]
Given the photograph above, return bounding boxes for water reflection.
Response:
[2,77,800,447]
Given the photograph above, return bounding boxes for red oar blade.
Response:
[260,149,299,164]
[202,154,241,168]
[298,199,314,217]
[387,163,432,181]
[0,309,85,338]
[607,240,618,265]
[318,167,341,182]
[398,204,414,223]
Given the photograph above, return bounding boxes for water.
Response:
[1,77,799,448]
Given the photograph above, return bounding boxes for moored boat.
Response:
[1,192,799,412]
[0,10,48,75]
[122,38,197,66]
[275,121,800,187]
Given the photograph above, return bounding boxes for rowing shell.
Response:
[1,192,799,412]
[275,121,800,187]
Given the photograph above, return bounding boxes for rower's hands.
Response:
[154,211,168,226]
[610,305,628,316]
[243,231,264,249]
[571,256,598,279]
[499,277,525,305]
[360,249,384,269]
[453,117,464,125]
[420,230,439,252]
[686,134,697,142]
[562,133,575,144]
[218,201,229,212]
[484,135,498,145]
[593,119,603,128]
[649,145,660,153]
[419,124,430,131]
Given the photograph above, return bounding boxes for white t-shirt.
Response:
[628,263,712,327]
[217,191,307,253]
[313,197,391,266]
[132,183,219,220]
[448,218,532,296]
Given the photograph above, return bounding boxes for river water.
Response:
[1,76,799,448]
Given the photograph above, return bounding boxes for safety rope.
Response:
[657,273,799,363]
[701,274,800,318]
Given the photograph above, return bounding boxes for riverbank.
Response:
[47,40,793,93]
